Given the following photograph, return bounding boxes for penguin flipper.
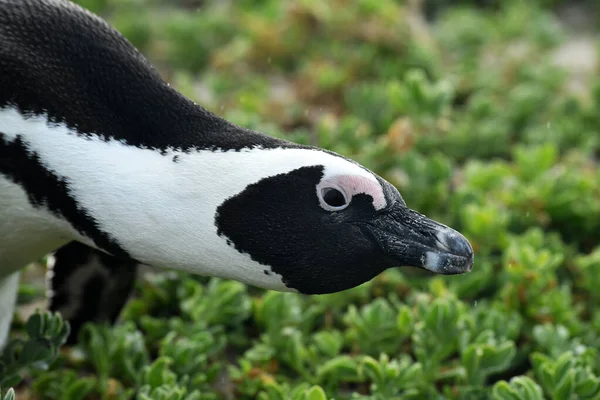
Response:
[47,241,138,344]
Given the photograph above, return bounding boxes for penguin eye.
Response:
[319,187,349,211]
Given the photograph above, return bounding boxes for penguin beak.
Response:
[361,205,474,274]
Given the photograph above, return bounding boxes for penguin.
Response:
[0,0,474,346]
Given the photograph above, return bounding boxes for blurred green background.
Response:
[6,0,600,399]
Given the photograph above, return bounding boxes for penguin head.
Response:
[214,147,474,294]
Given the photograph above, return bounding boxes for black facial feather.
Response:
[215,166,394,294]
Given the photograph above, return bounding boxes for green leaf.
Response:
[0,372,21,389]
[142,357,176,389]
[64,378,96,400]
[554,353,575,385]
[577,377,600,399]
[305,386,328,400]
[554,369,575,400]
[361,356,384,385]
[492,376,544,400]
[312,331,342,358]
[396,306,413,337]
[25,313,43,338]
[20,339,53,367]
[316,355,360,386]
[492,382,522,400]
[462,337,516,385]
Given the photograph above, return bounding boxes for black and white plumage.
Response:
[0,0,474,346]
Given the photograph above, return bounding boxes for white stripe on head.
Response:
[317,174,386,211]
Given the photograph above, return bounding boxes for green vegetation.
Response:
[4,0,600,398]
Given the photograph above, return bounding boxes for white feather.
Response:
[0,175,78,278]
[0,105,385,290]
[0,272,20,349]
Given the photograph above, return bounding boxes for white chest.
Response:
[0,175,72,277]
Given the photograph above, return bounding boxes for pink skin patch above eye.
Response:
[318,175,387,210]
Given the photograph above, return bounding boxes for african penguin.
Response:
[0,0,474,346]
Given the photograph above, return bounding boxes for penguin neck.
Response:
[0,105,318,289]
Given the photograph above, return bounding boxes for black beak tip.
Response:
[447,231,474,258]
[425,229,475,275]
[463,249,475,272]
[452,234,474,272]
